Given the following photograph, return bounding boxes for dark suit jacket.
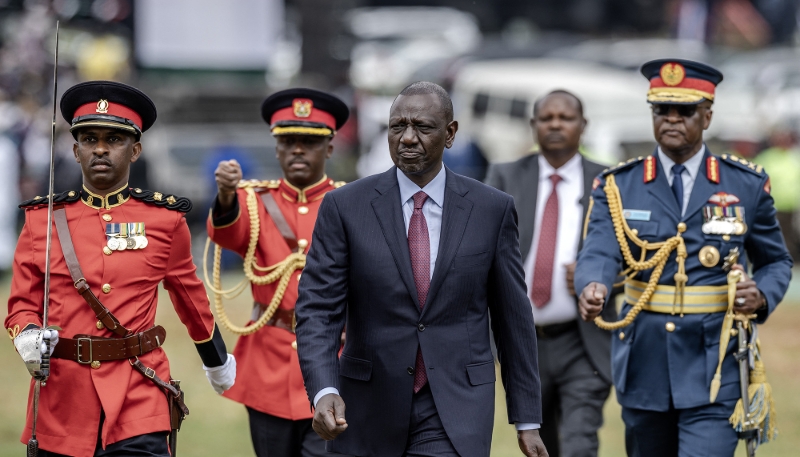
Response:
[295,167,542,457]
[485,153,615,383]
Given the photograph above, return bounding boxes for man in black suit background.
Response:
[485,90,614,457]
[295,81,548,457]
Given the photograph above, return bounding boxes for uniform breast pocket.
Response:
[627,220,659,240]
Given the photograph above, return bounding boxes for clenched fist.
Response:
[578,282,607,322]
[215,159,242,213]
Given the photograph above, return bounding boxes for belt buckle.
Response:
[144,367,155,379]
[76,337,93,364]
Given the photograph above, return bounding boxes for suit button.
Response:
[298,206,309,215]
[418,323,425,331]
[619,332,625,340]
[102,283,112,294]
[91,361,101,369]
[407,366,414,375]
[103,246,112,256]
[666,322,676,332]
[96,321,105,330]
[102,214,112,222]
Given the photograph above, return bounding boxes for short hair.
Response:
[532,90,584,118]
[395,81,454,122]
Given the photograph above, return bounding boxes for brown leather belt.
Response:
[52,325,166,363]
[252,303,295,333]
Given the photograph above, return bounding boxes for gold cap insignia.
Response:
[660,63,685,87]
[293,99,313,118]
[96,99,109,114]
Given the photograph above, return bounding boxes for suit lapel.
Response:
[517,155,539,260]
[371,168,420,309]
[647,151,682,216]
[683,148,716,220]
[424,169,473,314]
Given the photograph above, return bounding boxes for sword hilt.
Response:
[26,436,39,457]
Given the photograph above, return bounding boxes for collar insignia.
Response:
[706,156,720,184]
[643,156,657,183]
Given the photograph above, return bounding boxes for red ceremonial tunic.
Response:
[5,186,218,457]
[207,176,338,420]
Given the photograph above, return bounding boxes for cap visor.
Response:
[271,126,334,136]
[70,121,139,135]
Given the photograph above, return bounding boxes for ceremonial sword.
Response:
[28,20,59,457]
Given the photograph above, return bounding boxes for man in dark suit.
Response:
[485,90,614,457]
[295,81,548,457]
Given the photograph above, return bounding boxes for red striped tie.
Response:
[530,174,562,308]
[408,191,430,393]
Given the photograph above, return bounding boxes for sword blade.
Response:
[42,21,59,333]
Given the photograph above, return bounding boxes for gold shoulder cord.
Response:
[204,187,306,336]
[594,174,689,330]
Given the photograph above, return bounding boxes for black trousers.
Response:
[537,321,611,457]
[38,432,170,457]
[247,407,330,457]
[403,384,459,457]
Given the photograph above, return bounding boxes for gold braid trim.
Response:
[204,187,306,336]
[594,174,688,330]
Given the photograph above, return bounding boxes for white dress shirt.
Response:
[524,153,583,325]
[657,145,705,216]
[315,166,539,431]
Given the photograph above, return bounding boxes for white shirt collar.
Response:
[538,152,582,183]
[397,165,446,208]
[657,144,705,179]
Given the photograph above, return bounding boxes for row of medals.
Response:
[701,206,746,236]
[106,223,148,251]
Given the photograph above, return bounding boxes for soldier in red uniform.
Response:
[5,81,236,457]
[208,88,349,457]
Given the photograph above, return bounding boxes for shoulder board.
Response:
[19,190,80,209]
[719,154,766,176]
[237,179,280,189]
[601,156,645,177]
[130,188,192,212]
[333,181,346,188]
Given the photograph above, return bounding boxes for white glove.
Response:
[203,354,236,394]
[13,328,59,378]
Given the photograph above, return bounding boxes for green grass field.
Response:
[1,272,798,457]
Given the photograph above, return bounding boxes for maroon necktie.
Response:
[408,191,430,393]
[530,174,562,308]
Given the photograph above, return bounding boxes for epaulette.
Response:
[19,190,80,209]
[237,179,280,189]
[601,156,645,176]
[719,154,766,176]
[333,181,346,188]
[130,188,192,212]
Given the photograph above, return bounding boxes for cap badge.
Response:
[293,99,313,118]
[96,99,109,114]
[660,63,685,87]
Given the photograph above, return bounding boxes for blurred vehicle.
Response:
[451,58,652,165]
[347,7,482,93]
[546,38,712,71]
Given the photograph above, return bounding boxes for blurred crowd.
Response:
[3,0,800,275]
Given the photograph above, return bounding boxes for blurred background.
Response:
[1,0,800,455]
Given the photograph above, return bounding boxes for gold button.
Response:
[103,246,112,256]
[619,332,625,340]
[677,222,687,233]
[298,206,309,215]
[91,361,101,369]
[96,320,105,330]
[298,239,309,249]
[102,214,112,222]
[291,340,298,350]
[630,228,638,236]
[666,322,676,332]
[723,235,731,241]
[102,283,112,294]
[730,328,738,337]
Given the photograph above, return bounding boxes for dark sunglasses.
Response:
[652,104,698,117]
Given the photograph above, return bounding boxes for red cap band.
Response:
[270,101,337,130]
[649,77,716,97]
[73,101,143,130]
